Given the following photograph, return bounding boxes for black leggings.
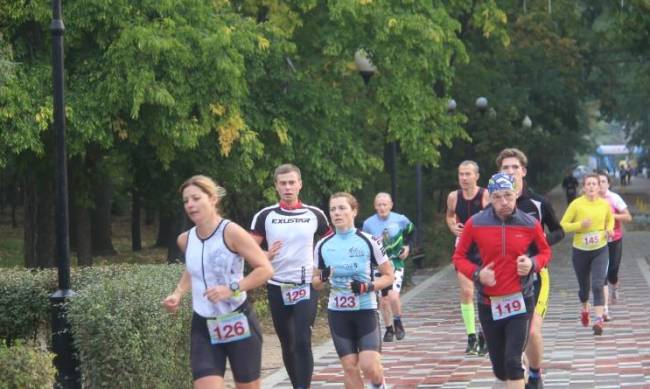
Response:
[606,239,623,285]
[267,284,319,388]
[478,296,533,381]
[572,246,608,306]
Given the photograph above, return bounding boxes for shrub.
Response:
[0,265,142,345]
[0,341,56,389]
[0,268,55,344]
[66,264,193,388]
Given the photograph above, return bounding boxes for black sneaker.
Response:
[383,327,395,342]
[394,319,406,340]
[477,332,488,356]
[465,334,478,355]
[525,376,544,389]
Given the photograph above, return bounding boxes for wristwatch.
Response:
[229,281,241,297]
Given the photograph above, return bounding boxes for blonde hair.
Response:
[179,175,227,204]
[330,192,359,211]
[496,148,528,168]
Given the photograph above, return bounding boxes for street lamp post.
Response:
[475,97,488,114]
[49,1,79,387]
[354,50,398,206]
[522,115,532,128]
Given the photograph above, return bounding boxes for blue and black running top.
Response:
[314,228,389,311]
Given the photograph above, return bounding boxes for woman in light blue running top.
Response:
[313,192,394,389]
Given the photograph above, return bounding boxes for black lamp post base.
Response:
[50,289,80,389]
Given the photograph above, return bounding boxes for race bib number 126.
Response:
[207,312,251,344]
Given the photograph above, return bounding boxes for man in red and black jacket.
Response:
[453,172,552,389]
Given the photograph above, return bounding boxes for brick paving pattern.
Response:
[264,178,650,388]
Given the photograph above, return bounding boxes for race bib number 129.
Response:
[207,312,251,344]
[281,284,310,305]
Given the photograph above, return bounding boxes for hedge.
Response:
[0,341,56,389]
[66,264,193,388]
[0,265,148,345]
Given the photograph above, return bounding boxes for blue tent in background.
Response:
[595,144,644,172]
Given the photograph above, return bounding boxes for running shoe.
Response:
[525,376,544,389]
[593,318,604,335]
[368,378,386,389]
[603,312,612,322]
[580,310,590,327]
[383,327,394,342]
[465,333,478,355]
[394,319,406,341]
[477,332,488,356]
[611,287,619,304]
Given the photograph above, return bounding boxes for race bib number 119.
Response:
[491,292,526,321]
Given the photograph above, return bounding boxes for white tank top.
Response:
[185,220,246,317]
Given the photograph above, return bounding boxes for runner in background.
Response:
[562,170,579,205]
[445,160,489,355]
[560,173,614,336]
[362,193,414,342]
[596,170,632,321]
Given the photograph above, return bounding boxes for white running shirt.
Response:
[251,203,329,285]
[185,220,246,317]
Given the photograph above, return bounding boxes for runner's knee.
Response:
[504,355,525,380]
[592,285,605,306]
[492,364,507,381]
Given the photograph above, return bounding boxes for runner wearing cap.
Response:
[453,173,552,388]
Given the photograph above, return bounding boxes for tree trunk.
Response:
[73,203,93,266]
[10,175,19,228]
[90,174,116,256]
[144,207,156,226]
[131,187,142,251]
[155,210,175,248]
[23,174,55,268]
[167,209,189,263]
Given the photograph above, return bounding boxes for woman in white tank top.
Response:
[162,175,273,389]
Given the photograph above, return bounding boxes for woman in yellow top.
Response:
[560,173,614,335]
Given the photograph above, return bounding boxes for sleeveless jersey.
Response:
[185,220,246,317]
[251,203,329,285]
[314,228,389,310]
[455,188,486,224]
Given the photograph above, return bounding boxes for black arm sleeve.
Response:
[541,198,565,246]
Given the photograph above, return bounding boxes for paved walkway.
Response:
[264,178,650,388]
